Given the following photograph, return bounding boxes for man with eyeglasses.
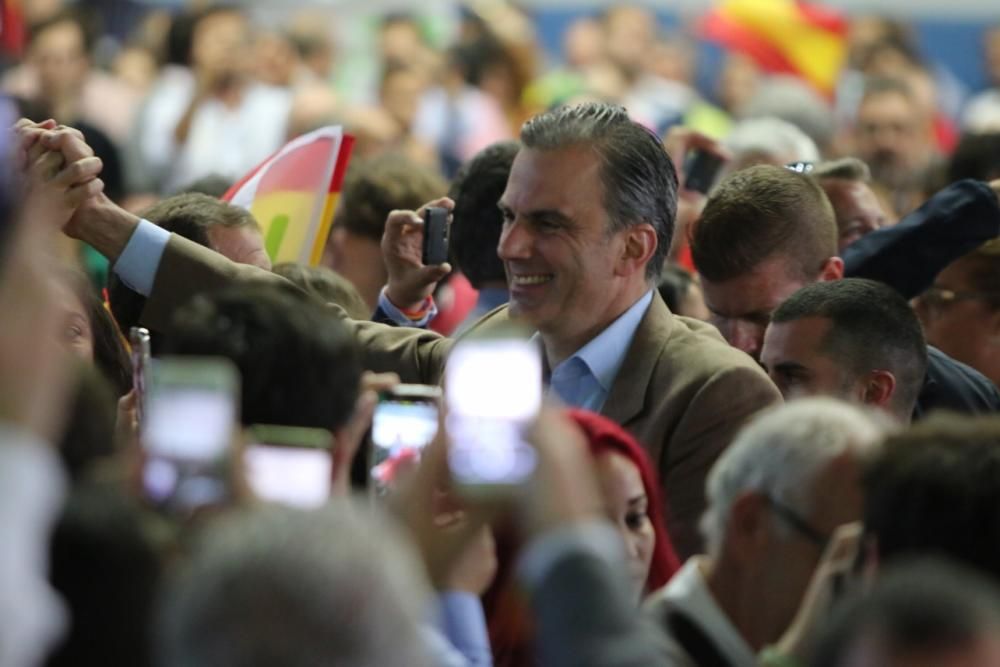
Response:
[644,398,886,667]
[916,239,1000,388]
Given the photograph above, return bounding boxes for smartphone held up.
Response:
[422,206,449,266]
[140,356,239,514]
[445,332,542,495]
[369,384,441,496]
[245,425,334,509]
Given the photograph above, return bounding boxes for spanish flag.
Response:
[701,0,847,97]
[223,126,354,266]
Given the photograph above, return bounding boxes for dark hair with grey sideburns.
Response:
[520,103,678,279]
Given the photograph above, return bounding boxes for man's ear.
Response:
[616,223,658,277]
[861,369,896,410]
[723,491,772,565]
[817,256,844,282]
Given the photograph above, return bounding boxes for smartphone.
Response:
[129,326,151,422]
[445,335,541,494]
[245,425,334,509]
[141,357,239,513]
[683,149,725,195]
[422,206,449,265]
[369,385,441,495]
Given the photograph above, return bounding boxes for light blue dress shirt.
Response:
[546,289,654,412]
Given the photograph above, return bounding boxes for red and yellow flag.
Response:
[701,0,848,97]
[223,126,354,266]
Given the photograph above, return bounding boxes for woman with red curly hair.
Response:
[484,408,681,666]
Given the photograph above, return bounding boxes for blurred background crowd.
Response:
[5,0,1000,282]
[5,2,1000,667]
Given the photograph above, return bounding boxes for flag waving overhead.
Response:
[223,126,354,266]
[701,0,848,97]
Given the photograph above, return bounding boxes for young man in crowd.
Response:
[760,279,928,422]
[691,164,1000,418]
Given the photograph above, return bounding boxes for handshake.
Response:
[14,118,108,238]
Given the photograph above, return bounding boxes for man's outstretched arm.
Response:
[842,179,1000,299]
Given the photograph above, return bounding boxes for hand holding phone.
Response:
[370,385,441,496]
[382,199,454,311]
[445,334,541,495]
[245,425,334,509]
[141,356,239,513]
[422,206,450,266]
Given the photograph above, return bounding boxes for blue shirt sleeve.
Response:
[438,592,493,667]
[376,287,438,328]
[112,219,170,297]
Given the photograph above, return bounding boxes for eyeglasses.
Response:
[765,495,829,550]
[784,162,815,174]
[918,286,1000,310]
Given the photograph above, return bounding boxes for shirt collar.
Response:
[567,290,654,393]
[660,557,758,667]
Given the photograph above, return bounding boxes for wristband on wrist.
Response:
[400,295,434,320]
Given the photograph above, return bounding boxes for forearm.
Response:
[66,195,140,265]
[842,179,1000,299]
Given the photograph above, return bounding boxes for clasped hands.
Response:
[14,118,106,235]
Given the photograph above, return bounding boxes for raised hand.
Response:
[382,197,455,311]
[14,120,105,233]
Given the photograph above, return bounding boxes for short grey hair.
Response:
[812,157,872,183]
[519,102,678,279]
[742,75,835,150]
[701,398,888,556]
[157,500,433,667]
[725,116,821,166]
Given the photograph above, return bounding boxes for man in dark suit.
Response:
[30,103,780,558]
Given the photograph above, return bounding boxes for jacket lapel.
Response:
[601,293,674,426]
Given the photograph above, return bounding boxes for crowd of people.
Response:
[3,1,1000,666]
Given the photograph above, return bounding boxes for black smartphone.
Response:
[683,149,725,195]
[422,207,449,265]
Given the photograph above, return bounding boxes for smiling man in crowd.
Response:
[29,103,780,558]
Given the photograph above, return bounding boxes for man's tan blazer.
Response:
[143,235,781,557]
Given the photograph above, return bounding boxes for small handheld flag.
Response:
[223,126,354,266]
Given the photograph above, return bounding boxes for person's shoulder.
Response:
[922,346,1000,412]
[658,314,768,377]
[455,303,512,338]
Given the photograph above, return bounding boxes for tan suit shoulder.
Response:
[143,234,453,384]
[605,295,780,558]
